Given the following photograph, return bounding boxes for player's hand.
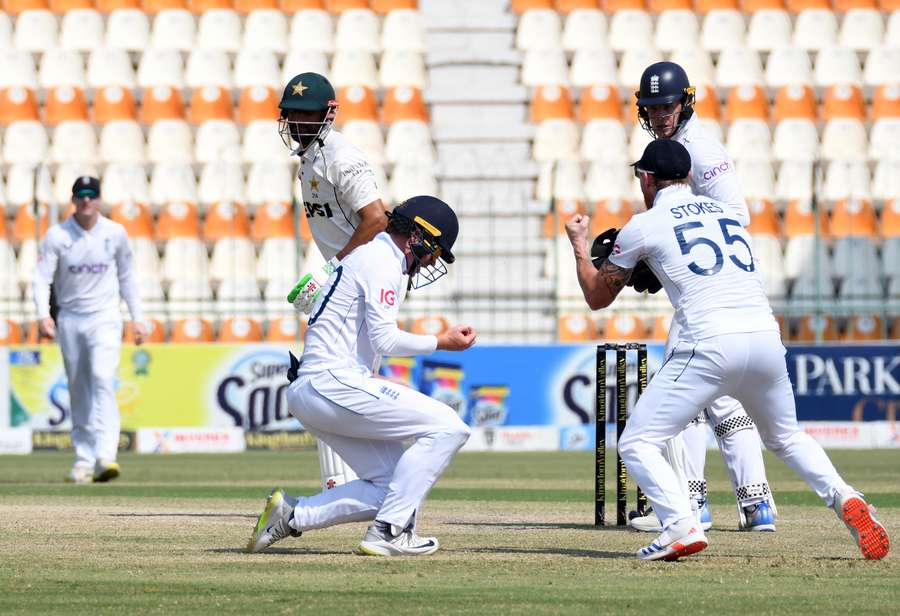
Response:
[287,258,339,314]
[437,325,477,351]
[628,261,663,294]
[564,214,591,249]
[38,317,55,340]
[133,322,149,345]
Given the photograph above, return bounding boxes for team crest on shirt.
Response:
[310,177,319,193]
[613,243,622,255]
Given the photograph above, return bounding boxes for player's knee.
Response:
[617,428,640,462]
[445,419,470,449]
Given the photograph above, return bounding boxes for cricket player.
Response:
[33,176,147,483]
[278,71,389,490]
[627,62,776,532]
[566,139,889,561]
[247,196,476,556]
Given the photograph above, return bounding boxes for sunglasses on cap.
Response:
[74,191,99,200]
[632,166,654,179]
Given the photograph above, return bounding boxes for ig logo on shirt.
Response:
[379,289,396,306]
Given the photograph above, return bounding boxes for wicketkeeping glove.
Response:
[590,227,619,269]
[629,261,663,294]
[287,257,340,314]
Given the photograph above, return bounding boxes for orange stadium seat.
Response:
[726,85,769,122]
[189,86,234,123]
[695,0,739,10]
[382,86,428,123]
[604,313,645,340]
[578,85,623,122]
[336,86,377,124]
[784,199,830,238]
[189,0,234,11]
[327,0,368,13]
[203,201,251,240]
[141,0,188,13]
[773,85,818,122]
[280,0,325,12]
[872,85,900,120]
[823,85,866,121]
[171,317,215,342]
[786,0,831,10]
[835,0,877,8]
[590,199,633,234]
[124,318,167,343]
[3,0,50,14]
[648,0,691,10]
[891,316,900,340]
[266,316,306,342]
[49,0,93,11]
[45,86,89,126]
[747,198,781,236]
[111,202,155,238]
[831,198,877,238]
[156,201,200,240]
[531,85,575,122]
[602,0,647,10]
[140,85,186,123]
[0,321,24,345]
[13,203,49,243]
[370,0,417,12]
[238,86,279,123]
[235,0,278,11]
[511,0,554,11]
[24,322,55,345]
[843,314,883,341]
[97,0,140,10]
[557,0,600,11]
[410,315,450,336]
[558,314,598,342]
[0,87,40,124]
[692,83,720,122]
[543,200,587,237]
[882,200,900,237]
[793,314,839,342]
[94,86,138,123]
[252,201,294,240]
[219,317,264,342]
[649,314,672,341]
[742,0,786,10]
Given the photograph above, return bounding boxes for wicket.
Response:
[594,343,649,526]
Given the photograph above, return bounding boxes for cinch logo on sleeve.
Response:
[379,289,396,306]
[702,162,730,181]
[67,263,109,274]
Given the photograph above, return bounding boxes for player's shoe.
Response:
[697,500,712,531]
[65,466,93,484]
[93,460,120,483]
[358,520,439,556]
[636,519,708,562]
[834,491,890,561]
[246,488,301,554]
[741,502,776,532]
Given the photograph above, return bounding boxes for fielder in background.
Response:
[566,139,889,562]
[627,61,777,533]
[278,71,389,491]
[248,196,475,556]
[32,176,147,484]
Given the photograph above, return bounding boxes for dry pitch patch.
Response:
[0,451,897,615]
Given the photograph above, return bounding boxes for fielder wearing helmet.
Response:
[386,195,458,290]
[628,63,778,535]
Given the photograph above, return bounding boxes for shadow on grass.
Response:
[446,521,617,531]
[108,512,256,519]
[457,546,631,559]
[207,547,354,556]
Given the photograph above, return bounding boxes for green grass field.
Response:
[0,450,897,615]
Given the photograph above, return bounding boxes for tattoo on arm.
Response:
[597,260,632,296]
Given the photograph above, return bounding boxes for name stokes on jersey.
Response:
[670,201,725,219]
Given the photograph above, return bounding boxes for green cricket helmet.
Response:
[278,72,339,153]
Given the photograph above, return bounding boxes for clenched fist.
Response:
[564,214,591,249]
[436,325,477,351]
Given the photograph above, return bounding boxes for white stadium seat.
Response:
[516,9,562,51]
[382,9,426,52]
[793,9,838,52]
[746,9,792,52]
[380,51,428,89]
[772,120,819,162]
[570,49,617,87]
[151,9,196,51]
[619,48,664,91]
[330,50,378,88]
[289,9,334,52]
[561,9,607,51]
[521,49,569,86]
[655,10,700,53]
[198,161,246,206]
[814,48,862,87]
[242,120,283,163]
[197,9,242,52]
[0,49,38,89]
[609,10,654,52]
[60,9,105,52]
[234,49,281,90]
[147,120,193,165]
[766,48,814,88]
[150,163,198,207]
[243,9,289,52]
[14,10,58,53]
[185,49,233,89]
[39,49,86,90]
[3,122,49,165]
[335,8,380,53]
[137,48,185,89]
[700,9,745,51]
[106,9,150,52]
[99,120,146,164]
[715,48,764,88]
[87,48,136,89]
[840,9,884,51]
[195,120,242,164]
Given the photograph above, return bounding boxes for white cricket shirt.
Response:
[296,130,382,261]
[32,215,144,322]
[298,233,437,375]
[609,184,778,343]
[673,114,749,227]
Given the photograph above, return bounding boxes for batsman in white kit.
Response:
[567,140,890,561]
[277,71,389,491]
[247,196,476,556]
[628,62,777,532]
[32,176,147,484]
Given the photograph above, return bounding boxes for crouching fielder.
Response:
[567,139,890,562]
[248,196,476,556]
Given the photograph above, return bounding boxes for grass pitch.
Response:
[0,450,897,615]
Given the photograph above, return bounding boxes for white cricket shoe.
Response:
[629,509,663,533]
[358,520,439,556]
[636,519,708,561]
[246,488,301,554]
[93,460,120,483]
[65,466,93,484]
[834,491,890,561]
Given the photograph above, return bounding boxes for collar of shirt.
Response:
[296,131,331,160]
[652,183,693,209]
[376,232,410,274]
[65,213,106,236]
[672,112,697,142]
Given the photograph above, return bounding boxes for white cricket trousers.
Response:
[286,367,470,530]
[618,331,851,529]
[56,308,123,469]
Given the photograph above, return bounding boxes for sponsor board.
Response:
[244,430,317,451]
[136,428,246,454]
[798,421,899,449]
[32,430,135,452]
[0,428,32,454]
[463,426,559,452]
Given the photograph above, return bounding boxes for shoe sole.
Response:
[93,465,120,483]
[246,489,282,554]
[358,540,439,557]
[663,538,709,562]
[747,524,776,532]
[842,497,890,561]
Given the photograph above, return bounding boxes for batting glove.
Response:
[287,257,339,314]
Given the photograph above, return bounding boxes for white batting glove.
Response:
[287,257,339,315]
